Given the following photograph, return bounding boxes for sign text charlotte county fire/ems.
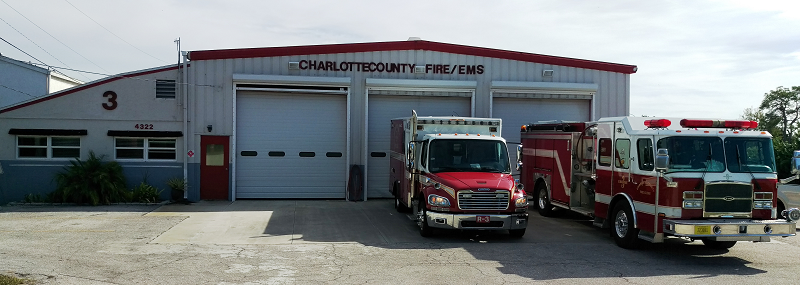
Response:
[297,60,485,74]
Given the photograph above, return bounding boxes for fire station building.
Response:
[0,39,636,204]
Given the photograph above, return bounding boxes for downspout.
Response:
[182,51,189,200]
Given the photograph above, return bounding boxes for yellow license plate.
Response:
[694,225,711,235]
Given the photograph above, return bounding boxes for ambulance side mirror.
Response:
[791,150,800,175]
[655,148,669,172]
[516,145,523,171]
[406,142,415,171]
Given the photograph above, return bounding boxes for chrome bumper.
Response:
[664,219,797,242]
[425,211,528,230]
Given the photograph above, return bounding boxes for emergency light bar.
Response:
[644,119,671,128]
[679,119,758,129]
[417,119,500,126]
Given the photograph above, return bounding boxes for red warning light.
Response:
[644,119,671,128]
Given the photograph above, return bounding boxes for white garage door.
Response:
[236,91,347,198]
[492,98,591,176]
[367,95,472,198]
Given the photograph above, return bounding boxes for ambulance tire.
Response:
[416,198,433,237]
[611,202,640,249]
[535,186,555,217]
[701,239,737,249]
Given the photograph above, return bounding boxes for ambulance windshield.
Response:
[428,139,511,173]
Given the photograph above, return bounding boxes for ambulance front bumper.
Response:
[425,211,528,230]
[663,219,796,241]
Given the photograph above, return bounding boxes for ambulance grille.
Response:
[704,182,753,217]
[458,191,510,210]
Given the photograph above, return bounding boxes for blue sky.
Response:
[1,0,798,119]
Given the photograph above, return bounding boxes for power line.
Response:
[0,84,39,98]
[0,17,85,82]
[27,63,218,89]
[0,36,80,83]
[1,0,110,76]
[63,0,169,65]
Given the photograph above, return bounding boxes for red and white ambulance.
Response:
[518,116,799,248]
[390,111,529,237]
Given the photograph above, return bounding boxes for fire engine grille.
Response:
[458,190,509,210]
[704,182,753,216]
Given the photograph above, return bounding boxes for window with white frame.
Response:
[115,137,177,160]
[17,136,81,159]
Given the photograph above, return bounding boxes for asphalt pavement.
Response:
[1,199,799,284]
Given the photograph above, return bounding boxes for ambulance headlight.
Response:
[427,194,450,207]
[783,208,800,222]
[515,196,528,208]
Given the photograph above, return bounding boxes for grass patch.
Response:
[0,274,34,285]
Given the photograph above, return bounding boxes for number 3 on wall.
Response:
[103,91,118,110]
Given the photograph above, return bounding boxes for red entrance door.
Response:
[200,136,230,200]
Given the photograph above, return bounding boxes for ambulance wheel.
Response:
[415,198,433,237]
[702,239,737,249]
[611,202,640,249]
[535,186,555,217]
[509,228,526,238]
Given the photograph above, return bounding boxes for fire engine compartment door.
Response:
[550,139,573,205]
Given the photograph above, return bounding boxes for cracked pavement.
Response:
[1,200,800,284]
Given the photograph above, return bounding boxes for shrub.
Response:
[130,182,162,203]
[52,151,127,205]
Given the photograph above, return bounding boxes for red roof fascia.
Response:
[189,40,637,74]
[1,65,182,114]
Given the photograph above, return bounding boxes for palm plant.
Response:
[53,151,127,205]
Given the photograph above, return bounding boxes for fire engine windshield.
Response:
[427,139,511,173]
[724,137,775,173]
[656,136,726,173]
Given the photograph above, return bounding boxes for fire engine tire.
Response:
[611,202,640,249]
[416,198,433,237]
[509,228,526,238]
[535,186,555,217]
[701,239,737,249]
[777,202,785,218]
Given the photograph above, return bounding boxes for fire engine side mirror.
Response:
[407,142,415,170]
[655,148,669,172]
[791,150,800,175]
[516,145,523,171]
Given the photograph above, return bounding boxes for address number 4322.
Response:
[135,124,154,130]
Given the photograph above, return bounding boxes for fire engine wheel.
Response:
[415,198,433,237]
[535,186,555,217]
[611,202,640,249]
[701,239,737,249]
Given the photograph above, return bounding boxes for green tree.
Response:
[758,86,800,142]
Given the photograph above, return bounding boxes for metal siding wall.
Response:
[186,47,631,200]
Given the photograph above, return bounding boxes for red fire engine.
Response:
[390,111,529,237]
[518,116,799,249]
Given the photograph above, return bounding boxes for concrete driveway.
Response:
[3,200,800,284]
[145,199,424,245]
